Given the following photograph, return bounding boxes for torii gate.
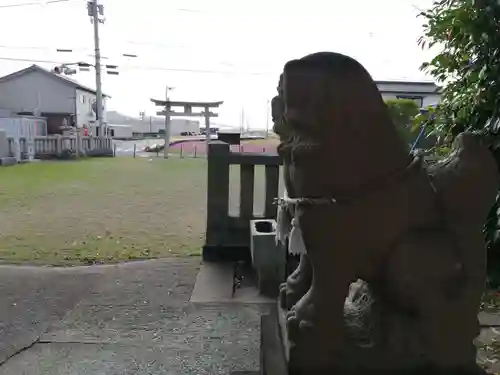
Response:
[151,99,224,159]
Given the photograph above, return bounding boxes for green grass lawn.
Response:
[0,157,276,266]
[0,158,209,265]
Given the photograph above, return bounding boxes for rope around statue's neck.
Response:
[274,156,424,208]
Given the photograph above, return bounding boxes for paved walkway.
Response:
[0,259,268,374]
[4,258,500,374]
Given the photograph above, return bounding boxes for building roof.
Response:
[0,64,110,98]
[375,80,436,86]
[375,80,440,94]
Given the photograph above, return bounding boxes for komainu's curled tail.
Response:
[369,133,500,371]
[423,132,499,369]
[428,132,499,318]
[429,132,499,231]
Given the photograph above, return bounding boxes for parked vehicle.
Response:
[144,144,165,152]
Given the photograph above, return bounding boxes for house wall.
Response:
[75,89,107,131]
[107,124,133,139]
[0,70,75,114]
[75,89,96,129]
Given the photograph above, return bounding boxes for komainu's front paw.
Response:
[279,270,312,310]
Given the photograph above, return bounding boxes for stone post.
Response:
[55,135,63,155]
[76,128,83,157]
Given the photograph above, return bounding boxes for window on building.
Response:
[396,95,423,108]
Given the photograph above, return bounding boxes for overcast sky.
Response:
[0,0,436,128]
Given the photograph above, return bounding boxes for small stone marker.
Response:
[0,130,17,166]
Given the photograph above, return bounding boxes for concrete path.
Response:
[0,259,270,374]
[4,258,500,374]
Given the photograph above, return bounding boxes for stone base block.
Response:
[274,300,486,375]
[202,245,251,263]
[0,157,17,166]
[250,219,286,297]
[86,148,115,157]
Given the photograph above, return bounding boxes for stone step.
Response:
[233,284,275,304]
[190,262,276,304]
[190,262,235,303]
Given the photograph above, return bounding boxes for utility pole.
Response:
[163,85,174,159]
[265,99,270,139]
[240,108,244,135]
[204,105,211,152]
[88,0,104,138]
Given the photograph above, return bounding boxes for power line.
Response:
[0,1,199,11]
[122,40,190,49]
[0,41,204,56]
[123,63,272,76]
[173,7,201,13]
[0,44,90,52]
[0,56,274,76]
[0,0,81,9]
[0,43,273,75]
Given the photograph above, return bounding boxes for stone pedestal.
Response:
[250,219,286,297]
[25,139,34,160]
[272,280,485,375]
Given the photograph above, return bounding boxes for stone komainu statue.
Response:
[272,51,499,374]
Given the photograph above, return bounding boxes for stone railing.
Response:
[7,136,113,159]
[203,140,282,261]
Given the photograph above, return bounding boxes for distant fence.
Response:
[177,142,277,156]
[168,142,277,159]
[7,136,113,159]
[122,140,279,159]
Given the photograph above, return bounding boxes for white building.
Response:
[0,64,108,135]
[376,80,440,108]
[106,111,200,136]
[144,118,200,135]
[107,124,133,139]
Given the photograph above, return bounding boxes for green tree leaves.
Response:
[419,0,500,286]
[418,0,500,140]
[385,99,420,145]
